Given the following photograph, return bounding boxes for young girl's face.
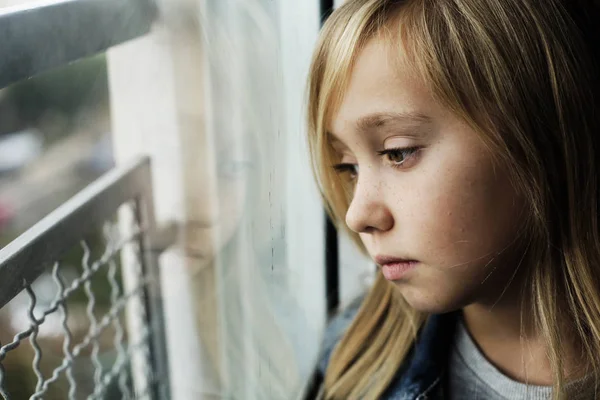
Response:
[329,38,525,313]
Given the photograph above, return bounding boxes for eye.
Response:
[332,163,359,180]
[218,160,254,179]
[376,147,420,167]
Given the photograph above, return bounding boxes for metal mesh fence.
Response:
[0,159,168,400]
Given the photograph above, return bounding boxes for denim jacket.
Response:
[318,297,459,400]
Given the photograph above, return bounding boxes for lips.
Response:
[374,255,413,265]
[375,255,419,281]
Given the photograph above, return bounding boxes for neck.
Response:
[461,267,585,386]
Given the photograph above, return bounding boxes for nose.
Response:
[345,175,394,234]
[189,150,221,227]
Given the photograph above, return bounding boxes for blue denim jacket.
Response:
[318,297,459,400]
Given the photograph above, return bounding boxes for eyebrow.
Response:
[327,111,432,148]
[356,111,432,132]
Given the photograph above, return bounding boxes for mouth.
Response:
[374,255,419,281]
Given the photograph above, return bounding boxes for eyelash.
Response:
[376,146,420,168]
[333,163,359,178]
[332,147,420,179]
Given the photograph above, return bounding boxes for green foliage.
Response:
[4,54,109,127]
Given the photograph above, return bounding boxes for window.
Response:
[0,0,342,398]
[108,1,326,398]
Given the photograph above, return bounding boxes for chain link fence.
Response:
[0,158,169,400]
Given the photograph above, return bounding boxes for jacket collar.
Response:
[384,311,460,399]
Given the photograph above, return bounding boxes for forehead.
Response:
[329,37,435,141]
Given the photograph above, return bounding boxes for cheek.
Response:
[389,150,523,313]
[404,148,521,267]
[217,181,248,243]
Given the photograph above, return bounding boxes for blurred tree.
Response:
[0,54,109,141]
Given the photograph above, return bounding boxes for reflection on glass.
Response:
[178,0,311,398]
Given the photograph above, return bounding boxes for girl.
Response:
[308,0,600,399]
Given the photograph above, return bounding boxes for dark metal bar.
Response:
[0,157,153,309]
[0,0,157,89]
[325,218,339,318]
[320,0,334,24]
[134,169,171,400]
[319,0,340,319]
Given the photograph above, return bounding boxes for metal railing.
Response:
[0,157,170,399]
[0,0,169,398]
[0,0,156,88]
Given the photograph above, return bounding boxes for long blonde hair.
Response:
[307,0,600,398]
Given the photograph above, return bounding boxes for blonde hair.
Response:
[307,0,600,399]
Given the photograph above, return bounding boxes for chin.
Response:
[396,284,470,314]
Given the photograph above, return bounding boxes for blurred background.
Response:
[0,54,112,244]
[0,0,372,399]
[0,37,122,400]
